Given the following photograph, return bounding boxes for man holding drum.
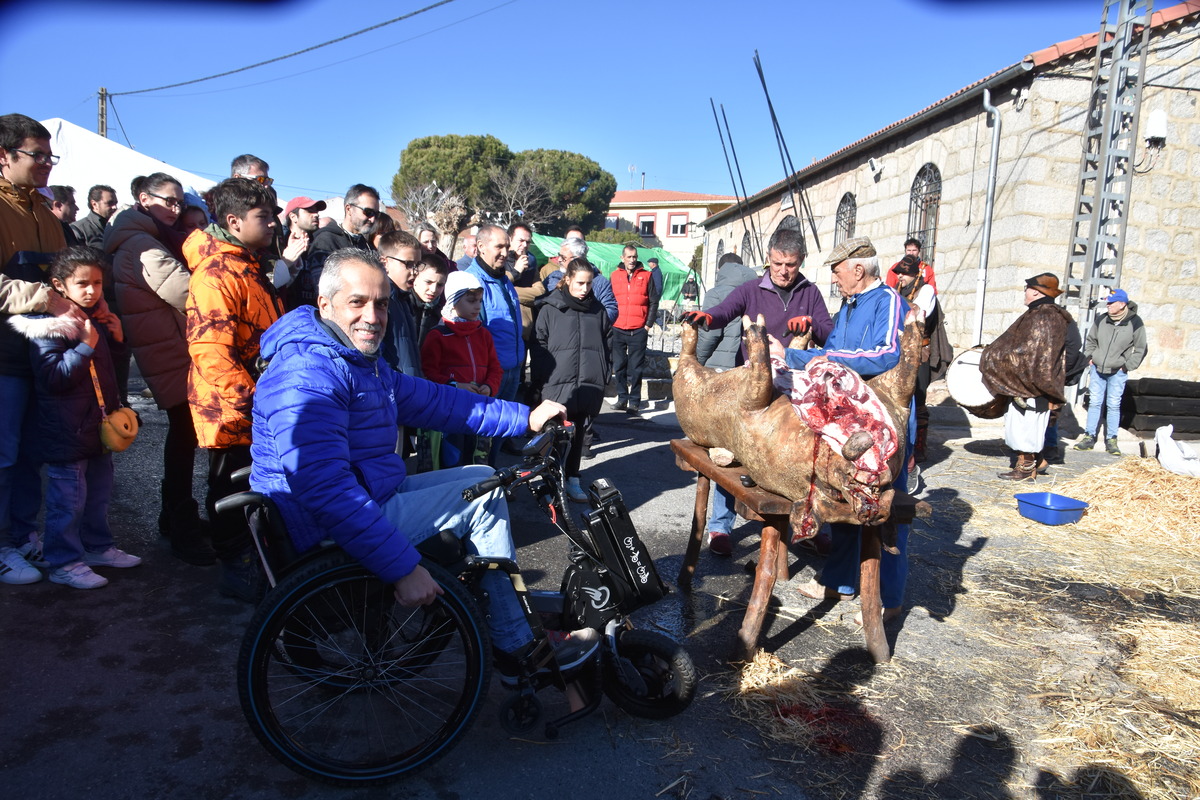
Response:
[980,273,1084,481]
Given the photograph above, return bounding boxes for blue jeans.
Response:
[0,375,42,548]
[43,455,116,569]
[818,407,915,609]
[1085,365,1127,439]
[380,465,532,654]
[709,485,737,534]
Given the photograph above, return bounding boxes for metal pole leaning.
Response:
[710,98,758,265]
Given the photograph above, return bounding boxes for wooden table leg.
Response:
[677,474,711,591]
[736,521,782,662]
[859,525,891,663]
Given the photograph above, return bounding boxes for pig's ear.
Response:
[741,314,753,330]
[756,314,766,327]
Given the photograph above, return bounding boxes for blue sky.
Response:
[1,0,1101,205]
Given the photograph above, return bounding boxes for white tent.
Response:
[40,117,217,207]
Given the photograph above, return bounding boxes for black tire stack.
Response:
[1120,378,1200,435]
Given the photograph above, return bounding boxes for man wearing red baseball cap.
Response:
[278,196,327,310]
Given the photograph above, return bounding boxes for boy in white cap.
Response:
[421,271,503,465]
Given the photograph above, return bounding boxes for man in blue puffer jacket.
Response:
[251,248,595,674]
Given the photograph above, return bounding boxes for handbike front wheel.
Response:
[603,629,697,719]
[238,549,491,786]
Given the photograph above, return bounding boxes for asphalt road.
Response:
[2,385,817,800]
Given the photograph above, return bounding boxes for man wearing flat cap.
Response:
[779,236,907,377]
[770,235,914,624]
[980,273,1085,480]
[1075,288,1146,456]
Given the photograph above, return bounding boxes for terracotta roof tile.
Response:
[610,189,735,205]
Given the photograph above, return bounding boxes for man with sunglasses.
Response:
[230,154,273,187]
[310,183,379,270]
[0,113,80,586]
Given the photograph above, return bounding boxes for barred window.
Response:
[907,163,941,264]
[740,231,753,263]
[835,193,856,246]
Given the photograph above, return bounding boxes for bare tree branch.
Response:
[477,163,555,228]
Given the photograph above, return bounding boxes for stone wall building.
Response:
[701,1,1200,380]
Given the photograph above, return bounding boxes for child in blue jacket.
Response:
[9,246,141,589]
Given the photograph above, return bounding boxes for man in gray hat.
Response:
[778,236,906,376]
[770,235,913,623]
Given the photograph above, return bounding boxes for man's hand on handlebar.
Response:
[528,399,568,433]
[393,565,444,606]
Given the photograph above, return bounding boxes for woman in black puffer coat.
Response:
[531,258,611,502]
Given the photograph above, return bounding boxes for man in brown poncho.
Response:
[980,273,1084,481]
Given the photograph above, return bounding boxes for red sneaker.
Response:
[707,531,732,556]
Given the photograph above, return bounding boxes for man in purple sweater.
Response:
[685,228,832,364]
[682,227,833,556]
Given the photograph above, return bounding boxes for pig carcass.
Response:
[673,312,923,541]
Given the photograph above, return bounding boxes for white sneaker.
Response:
[49,562,109,589]
[16,533,49,569]
[0,546,42,585]
[84,547,142,568]
[565,477,588,503]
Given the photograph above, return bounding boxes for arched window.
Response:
[740,231,754,263]
[908,163,941,264]
[773,214,806,262]
[715,238,724,264]
[835,193,856,245]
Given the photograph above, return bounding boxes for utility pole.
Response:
[98,87,108,138]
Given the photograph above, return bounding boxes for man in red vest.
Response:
[609,245,659,414]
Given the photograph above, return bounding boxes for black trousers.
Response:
[612,327,648,406]
[162,403,198,511]
[205,445,253,562]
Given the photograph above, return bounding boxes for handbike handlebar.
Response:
[460,423,575,501]
[461,466,518,501]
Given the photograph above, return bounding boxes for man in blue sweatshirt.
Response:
[771,236,913,624]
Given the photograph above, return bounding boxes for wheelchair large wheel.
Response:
[237,549,491,786]
[602,629,696,720]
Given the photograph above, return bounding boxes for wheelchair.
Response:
[215,424,696,787]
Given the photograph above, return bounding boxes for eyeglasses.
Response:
[239,174,274,187]
[10,148,60,166]
[348,203,378,219]
[146,192,184,209]
[385,256,419,269]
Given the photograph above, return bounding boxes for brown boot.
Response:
[997,452,1037,481]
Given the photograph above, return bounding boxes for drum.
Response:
[946,346,1009,419]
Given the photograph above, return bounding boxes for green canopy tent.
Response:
[529,233,694,303]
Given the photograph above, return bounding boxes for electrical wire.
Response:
[119,0,517,100]
[108,96,134,150]
[110,0,456,97]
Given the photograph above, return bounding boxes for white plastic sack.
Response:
[1154,424,1200,477]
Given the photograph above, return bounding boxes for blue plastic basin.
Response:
[1014,492,1089,525]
